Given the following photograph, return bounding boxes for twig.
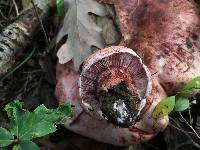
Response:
[30,0,50,46]
[169,117,182,128]
[188,107,192,124]
[23,73,33,94]
[22,69,42,74]
[12,0,19,16]
[0,49,35,82]
[0,0,54,76]
[193,142,200,149]
[0,10,8,21]
[169,122,195,136]
[179,112,200,139]
[8,0,14,16]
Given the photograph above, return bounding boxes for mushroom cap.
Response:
[79,46,152,127]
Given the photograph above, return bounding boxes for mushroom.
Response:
[55,46,168,145]
[79,46,152,127]
[55,0,200,146]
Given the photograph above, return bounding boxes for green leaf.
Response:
[152,96,176,119]
[12,141,39,150]
[173,97,190,112]
[34,103,74,124]
[6,100,73,140]
[180,76,200,97]
[56,0,65,16]
[0,127,14,147]
[4,100,25,120]
[15,112,56,140]
[4,100,26,137]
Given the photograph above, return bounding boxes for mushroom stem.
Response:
[98,81,140,127]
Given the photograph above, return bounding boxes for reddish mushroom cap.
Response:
[79,46,152,127]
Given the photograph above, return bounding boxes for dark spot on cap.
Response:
[186,38,193,49]
[191,33,198,41]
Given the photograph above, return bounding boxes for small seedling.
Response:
[152,96,175,119]
[152,76,200,119]
[0,100,73,150]
[56,0,65,16]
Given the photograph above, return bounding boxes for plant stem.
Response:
[30,0,50,46]
[179,112,200,139]
[0,49,35,81]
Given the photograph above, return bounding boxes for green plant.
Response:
[56,0,65,16]
[0,100,73,150]
[152,76,200,119]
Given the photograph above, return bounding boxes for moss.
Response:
[98,81,140,128]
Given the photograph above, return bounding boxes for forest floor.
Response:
[0,0,200,150]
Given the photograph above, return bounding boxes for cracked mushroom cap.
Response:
[79,46,152,127]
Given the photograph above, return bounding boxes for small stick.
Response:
[179,112,200,139]
[12,0,19,16]
[0,10,8,20]
[188,107,193,125]
[169,117,195,135]
[30,0,50,46]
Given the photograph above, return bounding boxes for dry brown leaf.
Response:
[56,0,107,70]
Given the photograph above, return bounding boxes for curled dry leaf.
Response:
[56,0,108,70]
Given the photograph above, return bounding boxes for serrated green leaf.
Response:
[180,76,200,97]
[0,127,14,147]
[174,97,190,112]
[16,112,56,140]
[152,96,176,119]
[33,120,56,138]
[5,100,26,137]
[4,100,25,120]
[6,101,73,140]
[56,0,65,16]
[34,103,73,124]
[12,141,39,150]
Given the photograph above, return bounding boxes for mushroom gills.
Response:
[98,81,140,128]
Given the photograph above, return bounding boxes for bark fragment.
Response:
[0,0,54,75]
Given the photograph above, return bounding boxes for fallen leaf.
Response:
[56,0,107,70]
